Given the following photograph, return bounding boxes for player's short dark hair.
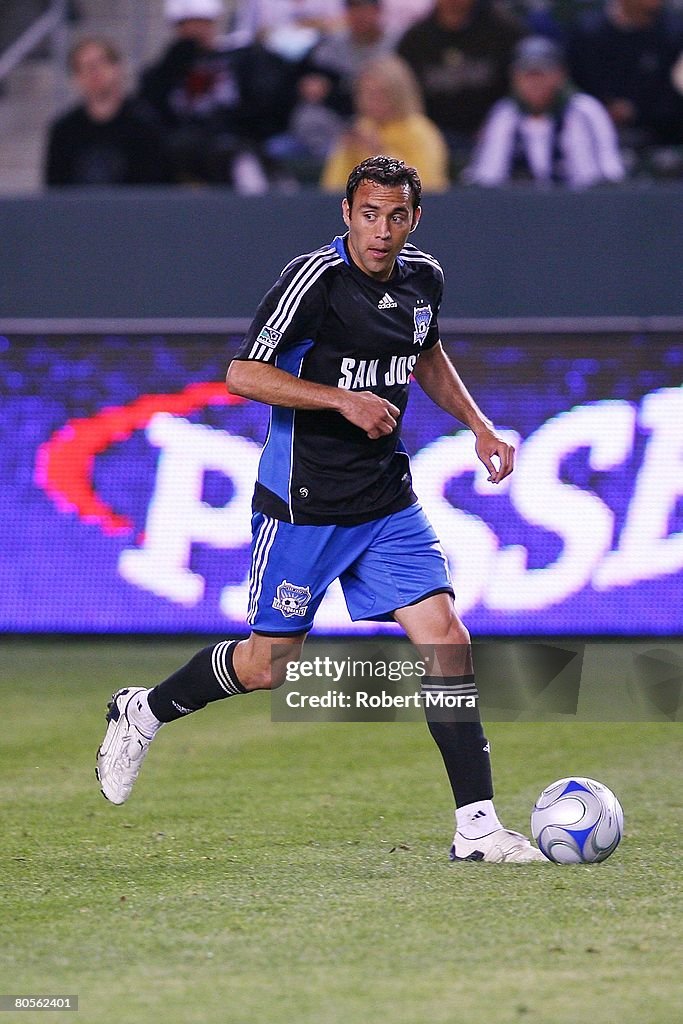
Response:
[346,156,422,212]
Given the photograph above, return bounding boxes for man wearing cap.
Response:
[464,36,625,187]
[138,0,300,190]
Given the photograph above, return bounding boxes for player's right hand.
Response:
[339,392,400,439]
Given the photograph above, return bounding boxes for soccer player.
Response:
[96,155,545,863]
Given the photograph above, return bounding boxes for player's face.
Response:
[342,180,421,282]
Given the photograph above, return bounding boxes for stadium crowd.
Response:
[44,0,683,190]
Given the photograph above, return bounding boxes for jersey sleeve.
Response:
[399,242,444,353]
[233,250,336,364]
[422,263,444,352]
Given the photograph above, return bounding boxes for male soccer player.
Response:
[97,155,545,863]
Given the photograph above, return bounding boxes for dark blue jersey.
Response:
[233,233,443,525]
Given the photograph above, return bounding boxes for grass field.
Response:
[1,639,681,1024]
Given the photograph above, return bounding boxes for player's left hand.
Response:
[475,429,515,484]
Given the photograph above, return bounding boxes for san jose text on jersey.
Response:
[233,233,443,526]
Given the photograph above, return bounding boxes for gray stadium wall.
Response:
[1,184,682,321]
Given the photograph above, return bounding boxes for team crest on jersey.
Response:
[272,580,311,618]
[413,303,433,346]
[257,326,283,349]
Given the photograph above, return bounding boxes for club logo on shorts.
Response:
[413,303,433,347]
[272,579,311,618]
[257,326,283,349]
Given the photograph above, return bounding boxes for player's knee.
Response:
[240,667,277,691]
[234,634,305,690]
[447,617,470,646]
[430,609,470,647]
[236,656,292,691]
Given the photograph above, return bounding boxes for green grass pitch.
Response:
[1,639,681,1024]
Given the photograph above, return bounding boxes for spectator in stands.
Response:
[321,54,450,192]
[396,0,525,168]
[464,36,626,187]
[306,0,397,118]
[266,0,399,183]
[45,37,171,186]
[567,0,683,169]
[138,0,300,191]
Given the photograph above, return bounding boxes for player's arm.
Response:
[413,340,514,483]
[226,359,399,440]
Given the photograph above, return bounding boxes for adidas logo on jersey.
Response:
[378,292,398,309]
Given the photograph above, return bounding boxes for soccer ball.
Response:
[531,776,624,864]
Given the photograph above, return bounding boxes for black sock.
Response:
[147,640,247,723]
[422,674,494,807]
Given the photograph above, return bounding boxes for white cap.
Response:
[164,0,224,22]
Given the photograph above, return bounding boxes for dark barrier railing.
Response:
[2,184,682,320]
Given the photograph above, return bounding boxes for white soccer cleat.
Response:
[450,828,548,863]
[95,687,157,804]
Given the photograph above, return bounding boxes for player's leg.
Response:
[147,628,306,717]
[394,593,545,863]
[95,511,319,804]
[392,594,494,820]
[340,503,545,862]
[95,631,306,805]
[96,512,368,804]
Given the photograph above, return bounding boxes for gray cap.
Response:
[512,36,565,72]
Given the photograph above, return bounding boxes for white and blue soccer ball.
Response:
[531,776,624,864]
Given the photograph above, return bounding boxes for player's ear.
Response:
[341,198,351,227]
[409,206,422,232]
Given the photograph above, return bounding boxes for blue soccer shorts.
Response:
[246,502,453,635]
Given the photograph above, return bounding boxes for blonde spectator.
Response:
[321,55,450,191]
